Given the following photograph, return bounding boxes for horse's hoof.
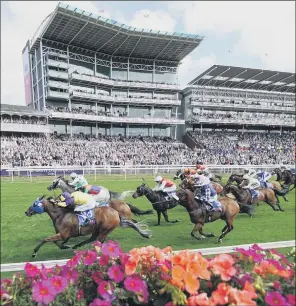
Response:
[32,253,37,258]
[218,239,222,243]
[63,245,71,249]
[208,233,215,238]
[174,219,180,223]
[280,209,285,212]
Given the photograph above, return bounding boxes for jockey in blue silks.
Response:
[257,170,273,188]
[190,174,221,222]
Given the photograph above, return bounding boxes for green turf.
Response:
[1,175,295,265]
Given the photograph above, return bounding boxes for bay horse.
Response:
[223,184,285,212]
[47,177,153,221]
[25,196,152,257]
[176,189,240,243]
[132,183,179,225]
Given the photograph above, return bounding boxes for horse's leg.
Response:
[191,223,205,240]
[32,233,64,258]
[199,227,215,238]
[72,233,98,249]
[156,211,161,225]
[162,210,180,223]
[218,220,233,243]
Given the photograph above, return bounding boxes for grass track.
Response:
[1,175,295,265]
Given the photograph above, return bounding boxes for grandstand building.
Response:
[182,65,296,137]
[14,2,203,138]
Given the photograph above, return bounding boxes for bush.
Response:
[1,241,295,305]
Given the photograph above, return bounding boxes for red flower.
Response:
[67,253,82,268]
[99,254,110,266]
[92,271,103,284]
[24,262,40,278]
[287,294,296,306]
[32,280,55,305]
[77,289,84,301]
[83,250,97,265]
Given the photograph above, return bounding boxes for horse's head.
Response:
[173,170,184,181]
[25,195,46,217]
[47,176,69,191]
[132,183,148,199]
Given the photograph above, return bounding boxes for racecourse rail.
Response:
[2,164,294,182]
[1,240,294,272]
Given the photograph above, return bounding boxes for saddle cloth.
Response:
[77,209,95,227]
[249,189,260,201]
[95,202,109,207]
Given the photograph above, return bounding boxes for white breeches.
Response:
[74,200,96,212]
[163,185,177,193]
[91,187,110,203]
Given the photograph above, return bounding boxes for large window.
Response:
[129,70,152,82]
[112,125,126,136]
[154,71,177,83]
[128,125,149,136]
[112,69,127,80]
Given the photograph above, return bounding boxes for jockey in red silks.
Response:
[153,176,179,201]
[195,160,211,178]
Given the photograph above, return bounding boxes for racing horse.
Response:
[174,169,222,183]
[274,168,296,191]
[223,183,286,212]
[25,196,152,257]
[176,189,240,242]
[47,177,153,220]
[132,183,180,225]
[227,173,289,202]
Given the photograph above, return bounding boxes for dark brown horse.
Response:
[223,184,285,212]
[25,196,152,257]
[176,189,240,243]
[274,168,296,191]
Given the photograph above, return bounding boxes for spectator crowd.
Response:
[188,130,295,165]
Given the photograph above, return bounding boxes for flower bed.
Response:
[1,242,295,306]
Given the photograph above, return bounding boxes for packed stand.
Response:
[1,134,199,167]
[1,116,47,125]
[188,130,295,165]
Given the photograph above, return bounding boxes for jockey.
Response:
[240,168,261,200]
[69,172,88,191]
[184,167,197,178]
[191,174,219,221]
[257,170,272,188]
[57,191,96,212]
[153,176,179,201]
[195,161,211,178]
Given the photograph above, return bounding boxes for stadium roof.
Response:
[188,65,296,93]
[31,2,204,63]
[1,104,48,116]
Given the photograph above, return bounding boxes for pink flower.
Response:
[1,279,12,289]
[60,266,79,283]
[273,281,281,290]
[67,253,82,268]
[107,265,124,283]
[102,241,122,257]
[32,280,55,305]
[99,254,110,266]
[77,289,84,301]
[90,298,112,306]
[92,271,103,284]
[24,262,40,278]
[50,275,68,294]
[265,291,287,306]
[120,252,130,265]
[287,294,296,306]
[84,250,97,265]
[93,241,102,252]
[124,275,149,302]
[235,247,264,263]
[97,281,115,301]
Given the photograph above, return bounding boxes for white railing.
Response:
[3,164,293,182]
[1,123,50,133]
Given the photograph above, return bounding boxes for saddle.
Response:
[248,189,260,202]
[77,209,96,227]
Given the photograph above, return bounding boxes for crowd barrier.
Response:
[1,165,294,182]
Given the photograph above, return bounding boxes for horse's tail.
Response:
[270,187,290,196]
[109,190,134,200]
[119,218,152,239]
[126,203,154,216]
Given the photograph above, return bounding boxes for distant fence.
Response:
[1,165,294,182]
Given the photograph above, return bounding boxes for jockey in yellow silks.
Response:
[57,191,96,212]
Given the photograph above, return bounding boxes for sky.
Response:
[1,1,295,106]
